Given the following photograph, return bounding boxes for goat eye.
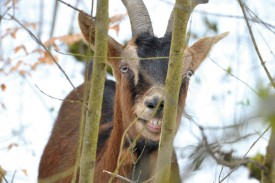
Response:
[120,65,129,74]
[186,70,193,79]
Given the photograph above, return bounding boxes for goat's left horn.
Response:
[122,0,154,37]
[165,0,209,36]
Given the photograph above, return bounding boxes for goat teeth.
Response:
[150,119,161,127]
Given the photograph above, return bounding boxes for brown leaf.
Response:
[44,34,82,47]
[14,45,28,55]
[9,28,19,39]
[110,13,127,24]
[110,24,120,36]
[34,52,58,69]
[1,84,6,91]
[19,70,27,76]
[7,143,18,150]
[10,60,22,72]
[21,169,28,176]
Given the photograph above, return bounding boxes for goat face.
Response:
[118,32,186,142]
[78,10,228,143]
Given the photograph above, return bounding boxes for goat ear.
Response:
[189,32,229,70]
[78,11,123,65]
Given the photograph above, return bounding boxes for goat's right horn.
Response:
[122,0,154,37]
[165,0,209,36]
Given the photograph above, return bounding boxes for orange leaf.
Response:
[37,52,57,67]
[110,13,127,24]
[44,33,82,47]
[110,24,120,36]
[10,60,22,72]
[10,28,19,39]
[19,70,27,76]
[1,84,6,91]
[14,45,28,55]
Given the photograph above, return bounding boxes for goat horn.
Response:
[122,0,154,37]
[165,0,209,36]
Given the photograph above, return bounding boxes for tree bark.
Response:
[79,0,109,182]
[155,0,190,182]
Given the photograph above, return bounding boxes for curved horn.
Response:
[122,0,154,37]
[165,0,209,36]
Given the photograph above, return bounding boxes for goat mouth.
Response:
[138,118,162,133]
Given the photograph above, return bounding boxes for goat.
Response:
[38,0,228,182]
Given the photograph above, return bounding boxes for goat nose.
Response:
[145,96,164,110]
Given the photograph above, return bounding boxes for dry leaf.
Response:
[110,24,120,36]
[33,52,58,69]
[14,45,28,55]
[44,34,82,47]
[10,60,22,72]
[1,84,6,91]
[7,143,18,150]
[19,70,27,76]
[110,13,127,24]
[31,48,44,54]
[21,169,28,176]
[9,28,19,39]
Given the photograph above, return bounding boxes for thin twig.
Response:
[8,14,81,100]
[49,0,59,43]
[10,170,17,183]
[220,125,271,182]
[209,57,260,95]
[195,10,275,31]
[35,84,82,104]
[57,0,83,13]
[237,0,275,89]
[103,170,135,183]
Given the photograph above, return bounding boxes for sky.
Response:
[0,0,275,182]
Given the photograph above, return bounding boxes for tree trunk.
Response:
[79,0,109,182]
[155,0,190,182]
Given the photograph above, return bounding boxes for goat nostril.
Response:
[145,97,164,110]
[160,101,164,108]
[145,100,156,109]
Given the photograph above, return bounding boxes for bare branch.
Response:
[103,170,135,183]
[237,0,275,89]
[35,84,82,104]
[220,125,270,182]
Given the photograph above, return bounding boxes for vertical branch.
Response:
[79,0,109,182]
[155,0,190,182]
[261,117,275,183]
[71,1,94,182]
[49,0,59,44]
